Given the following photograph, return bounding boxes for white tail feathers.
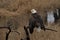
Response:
[36,27,41,32]
[47,11,55,24]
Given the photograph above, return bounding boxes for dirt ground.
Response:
[0,0,60,40]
